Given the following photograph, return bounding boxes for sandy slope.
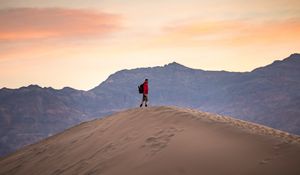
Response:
[0,106,300,175]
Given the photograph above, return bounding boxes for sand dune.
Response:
[0,106,300,175]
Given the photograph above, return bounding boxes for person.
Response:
[140,79,149,107]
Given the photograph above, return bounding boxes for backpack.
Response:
[138,83,144,94]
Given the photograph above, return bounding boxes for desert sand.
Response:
[0,106,300,175]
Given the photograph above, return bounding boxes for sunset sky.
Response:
[0,0,300,90]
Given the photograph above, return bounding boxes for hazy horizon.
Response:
[0,0,300,90]
[1,54,297,91]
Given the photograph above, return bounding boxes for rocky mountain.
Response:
[0,86,113,156]
[91,53,300,134]
[0,53,300,157]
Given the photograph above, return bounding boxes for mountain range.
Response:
[0,53,300,157]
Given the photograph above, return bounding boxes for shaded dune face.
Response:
[0,106,300,175]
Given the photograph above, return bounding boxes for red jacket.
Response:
[143,82,148,94]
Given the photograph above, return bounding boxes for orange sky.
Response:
[0,0,300,90]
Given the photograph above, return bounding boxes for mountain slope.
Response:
[0,107,299,175]
[0,53,300,157]
[0,85,112,156]
[90,53,300,133]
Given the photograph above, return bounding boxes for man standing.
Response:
[140,79,149,107]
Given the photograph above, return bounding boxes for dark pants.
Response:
[142,94,148,102]
[140,94,148,107]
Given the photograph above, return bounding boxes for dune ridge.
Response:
[0,106,300,175]
[177,107,300,143]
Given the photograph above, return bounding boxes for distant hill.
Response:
[0,53,300,157]
[90,53,300,133]
[1,107,300,175]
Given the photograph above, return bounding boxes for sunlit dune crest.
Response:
[1,107,299,175]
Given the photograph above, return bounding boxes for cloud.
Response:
[157,18,300,46]
[0,8,122,41]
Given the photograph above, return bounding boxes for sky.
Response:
[0,0,300,90]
